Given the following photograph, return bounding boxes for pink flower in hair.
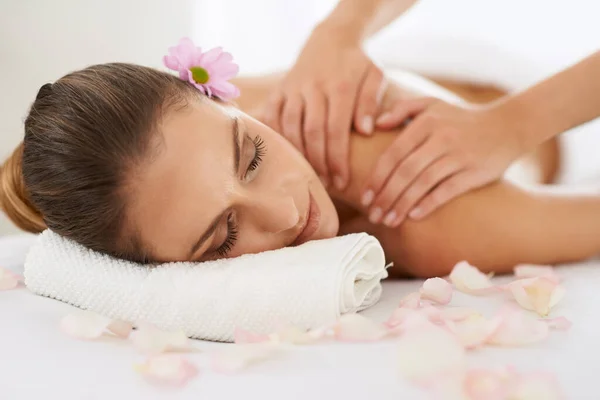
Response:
[163,37,240,101]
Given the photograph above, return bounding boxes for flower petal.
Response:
[448,314,503,349]
[542,316,572,331]
[514,264,560,283]
[211,344,279,374]
[234,327,270,344]
[420,277,453,305]
[463,368,514,400]
[131,323,192,354]
[107,320,134,339]
[449,261,496,295]
[135,354,198,386]
[399,292,421,308]
[0,267,19,290]
[487,308,549,346]
[439,307,481,322]
[508,277,564,316]
[397,322,466,382]
[333,313,388,342]
[60,311,113,340]
[269,325,316,345]
[163,55,180,71]
[511,371,563,400]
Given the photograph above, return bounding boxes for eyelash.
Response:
[215,134,266,257]
[215,213,238,257]
[245,135,266,177]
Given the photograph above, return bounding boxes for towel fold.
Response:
[25,230,387,342]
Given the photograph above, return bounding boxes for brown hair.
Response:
[0,63,199,262]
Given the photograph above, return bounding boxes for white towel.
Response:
[24,230,387,342]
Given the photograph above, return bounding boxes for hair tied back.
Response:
[35,83,53,101]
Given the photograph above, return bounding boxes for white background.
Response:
[1,0,599,235]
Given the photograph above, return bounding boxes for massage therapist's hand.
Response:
[362,98,525,227]
[260,24,385,191]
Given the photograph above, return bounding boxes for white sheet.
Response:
[1,234,599,399]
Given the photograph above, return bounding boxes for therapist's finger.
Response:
[361,115,432,208]
[281,94,305,154]
[368,138,446,224]
[302,86,330,185]
[385,156,462,227]
[409,171,482,221]
[326,81,358,191]
[354,66,384,136]
[376,97,437,130]
[261,91,284,134]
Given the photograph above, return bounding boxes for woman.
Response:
[1,62,599,279]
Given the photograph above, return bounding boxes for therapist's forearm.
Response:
[499,50,600,151]
[316,0,420,44]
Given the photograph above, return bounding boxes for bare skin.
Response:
[232,74,600,278]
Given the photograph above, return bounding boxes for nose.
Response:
[246,190,299,234]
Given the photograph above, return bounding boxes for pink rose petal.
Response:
[333,314,388,342]
[463,368,514,400]
[385,307,419,329]
[0,267,19,290]
[211,344,279,374]
[507,277,565,316]
[511,371,563,400]
[487,308,549,346]
[448,314,503,349]
[131,323,192,354]
[514,264,560,284]
[449,261,496,295]
[542,316,572,331]
[107,320,134,339]
[234,328,270,344]
[439,307,481,322]
[269,325,315,345]
[398,292,421,308]
[396,321,466,382]
[135,354,198,386]
[420,277,453,305]
[60,311,114,340]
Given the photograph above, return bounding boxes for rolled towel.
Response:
[25,230,387,342]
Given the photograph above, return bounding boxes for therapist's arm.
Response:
[507,50,600,149]
[260,0,420,192]
[361,50,600,227]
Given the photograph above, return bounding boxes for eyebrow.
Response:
[187,117,241,259]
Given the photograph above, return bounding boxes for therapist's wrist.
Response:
[491,95,550,156]
[314,9,367,46]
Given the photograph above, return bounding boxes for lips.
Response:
[291,191,321,246]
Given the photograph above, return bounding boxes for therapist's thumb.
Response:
[354,66,385,136]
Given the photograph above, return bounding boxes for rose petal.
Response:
[542,316,572,331]
[234,327,270,344]
[511,371,563,400]
[439,307,481,322]
[399,292,421,308]
[135,354,198,386]
[269,325,315,345]
[107,320,134,339]
[131,323,192,354]
[333,313,388,342]
[0,267,19,291]
[449,261,496,295]
[211,344,279,374]
[464,368,514,400]
[397,321,466,382]
[420,277,453,305]
[385,307,418,329]
[514,264,560,284]
[60,311,114,340]
[448,314,503,349]
[487,308,549,346]
[508,277,564,316]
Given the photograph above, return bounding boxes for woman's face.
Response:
[130,98,339,262]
